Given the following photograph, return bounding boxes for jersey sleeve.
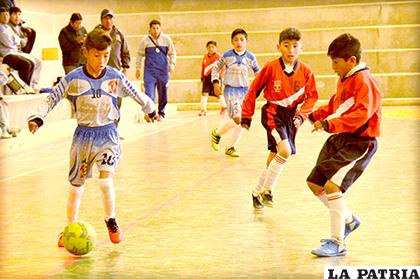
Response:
[27,78,69,124]
[118,73,155,115]
[310,95,335,122]
[241,64,270,126]
[296,71,318,119]
[135,37,146,70]
[326,80,380,134]
[211,56,226,83]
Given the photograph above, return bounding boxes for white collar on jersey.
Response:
[345,62,367,78]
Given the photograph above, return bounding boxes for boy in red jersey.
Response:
[241,27,318,209]
[199,41,227,116]
[308,33,382,257]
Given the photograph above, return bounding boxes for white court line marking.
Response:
[0,116,201,184]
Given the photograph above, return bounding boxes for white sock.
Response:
[99,178,116,220]
[327,192,352,241]
[229,125,244,148]
[263,154,287,192]
[253,167,268,196]
[315,189,329,208]
[219,95,227,108]
[216,119,236,135]
[200,95,208,111]
[67,184,85,224]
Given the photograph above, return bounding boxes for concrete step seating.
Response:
[2,1,419,137]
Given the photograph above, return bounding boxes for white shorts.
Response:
[224,86,248,119]
[68,123,121,185]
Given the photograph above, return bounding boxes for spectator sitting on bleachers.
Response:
[8,6,36,54]
[0,73,20,138]
[0,0,15,10]
[0,7,41,90]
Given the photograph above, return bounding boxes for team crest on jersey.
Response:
[274,80,282,92]
[102,79,118,96]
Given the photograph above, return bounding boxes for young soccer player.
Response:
[241,27,318,209]
[199,40,227,116]
[27,30,158,247]
[211,28,260,157]
[307,33,382,257]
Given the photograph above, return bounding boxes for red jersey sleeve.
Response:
[241,64,271,125]
[296,70,318,119]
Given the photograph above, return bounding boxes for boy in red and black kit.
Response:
[199,40,227,116]
[241,27,318,209]
[307,33,382,257]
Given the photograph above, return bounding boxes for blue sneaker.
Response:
[344,215,361,239]
[311,239,347,257]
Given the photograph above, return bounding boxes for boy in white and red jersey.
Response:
[199,40,227,116]
[241,27,318,209]
[307,33,382,257]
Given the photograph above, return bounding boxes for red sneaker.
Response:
[57,232,64,247]
[105,218,123,244]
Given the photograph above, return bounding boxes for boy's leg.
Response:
[99,171,123,244]
[259,139,290,207]
[58,183,85,247]
[218,95,227,115]
[199,93,208,116]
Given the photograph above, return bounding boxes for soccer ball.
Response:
[63,221,96,256]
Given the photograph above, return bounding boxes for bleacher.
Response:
[3,0,419,135]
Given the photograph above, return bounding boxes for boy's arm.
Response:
[241,65,269,129]
[322,81,380,134]
[211,56,225,84]
[167,36,176,71]
[119,32,131,70]
[252,56,260,75]
[27,78,68,132]
[295,71,319,123]
[119,74,156,118]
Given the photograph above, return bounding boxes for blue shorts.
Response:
[307,133,378,192]
[224,86,248,119]
[68,123,121,185]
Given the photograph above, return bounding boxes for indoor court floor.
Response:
[0,106,418,278]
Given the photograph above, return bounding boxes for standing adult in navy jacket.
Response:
[136,19,176,121]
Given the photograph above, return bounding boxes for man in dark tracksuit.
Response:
[136,19,176,121]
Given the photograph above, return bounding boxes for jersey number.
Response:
[92,89,102,99]
[101,153,115,166]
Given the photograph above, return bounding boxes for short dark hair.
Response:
[231,28,248,40]
[0,7,8,13]
[149,19,161,28]
[279,27,301,43]
[9,6,21,14]
[206,40,217,47]
[70,13,82,22]
[84,29,112,51]
[328,33,362,62]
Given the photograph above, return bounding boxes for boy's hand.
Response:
[293,116,303,128]
[312,120,325,132]
[213,84,221,97]
[241,123,250,131]
[135,69,141,80]
[28,121,39,134]
[144,112,159,123]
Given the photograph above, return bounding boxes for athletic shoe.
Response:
[57,232,64,247]
[225,146,240,157]
[7,127,21,137]
[158,115,165,121]
[252,194,264,210]
[211,128,221,151]
[258,190,273,207]
[220,107,227,115]
[105,218,123,244]
[311,239,347,257]
[198,110,207,116]
[344,215,361,239]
